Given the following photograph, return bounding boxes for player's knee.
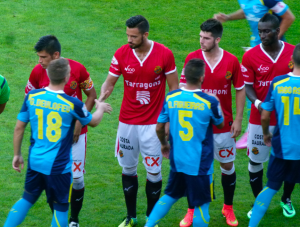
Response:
[122,166,138,176]
[147,172,162,183]
[22,191,39,205]
[248,160,263,173]
[73,175,84,190]
[220,163,235,175]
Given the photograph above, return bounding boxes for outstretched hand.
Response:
[213,13,229,23]
[95,99,113,114]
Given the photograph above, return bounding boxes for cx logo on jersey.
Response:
[219,148,234,158]
[145,157,159,167]
[74,162,82,172]
[125,65,135,73]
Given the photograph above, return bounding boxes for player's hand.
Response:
[204,91,220,102]
[99,90,109,102]
[263,132,272,147]
[12,155,24,173]
[161,143,170,159]
[95,100,112,114]
[213,13,229,23]
[73,120,82,143]
[230,119,242,138]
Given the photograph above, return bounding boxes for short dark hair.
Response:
[34,35,61,55]
[293,44,300,68]
[259,13,280,29]
[126,15,149,34]
[184,58,205,84]
[47,58,70,85]
[200,19,223,38]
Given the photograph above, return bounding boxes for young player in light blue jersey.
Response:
[145,58,224,227]
[214,0,295,150]
[4,58,112,227]
[249,43,300,226]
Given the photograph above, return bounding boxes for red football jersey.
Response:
[25,58,94,134]
[242,42,294,125]
[180,49,245,133]
[109,41,176,125]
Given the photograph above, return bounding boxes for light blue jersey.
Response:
[238,0,289,47]
[262,73,300,160]
[157,88,223,176]
[18,88,92,175]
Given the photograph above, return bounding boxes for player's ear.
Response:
[143,32,149,39]
[53,51,60,60]
[291,55,294,63]
[215,37,221,44]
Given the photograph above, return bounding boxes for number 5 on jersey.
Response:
[35,109,62,142]
[179,110,193,141]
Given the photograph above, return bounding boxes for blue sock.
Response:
[4,198,33,227]
[145,195,177,227]
[194,203,210,227]
[249,187,277,227]
[51,210,68,227]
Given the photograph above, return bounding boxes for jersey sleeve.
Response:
[261,81,275,111]
[17,95,30,123]
[108,49,122,78]
[0,77,10,104]
[78,65,94,91]
[71,103,93,126]
[210,98,224,126]
[157,97,169,123]
[179,54,193,85]
[232,57,245,90]
[241,52,255,85]
[164,48,177,75]
[264,0,289,16]
[25,68,40,95]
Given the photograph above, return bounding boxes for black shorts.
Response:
[24,168,72,204]
[164,170,213,207]
[267,155,300,184]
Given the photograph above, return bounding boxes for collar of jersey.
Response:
[288,72,300,77]
[181,87,202,92]
[45,87,65,94]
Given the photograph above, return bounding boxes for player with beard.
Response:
[101,15,178,227]
[179,19,245,227]
[242,13,295,219]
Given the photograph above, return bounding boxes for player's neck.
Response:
[48,83,65,91]
[203,46,221,59]
[134,39,152,54]
[293,68,300,76]
[262,40,282,54]
[185,83,201,90]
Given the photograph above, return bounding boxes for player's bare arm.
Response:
[156,122,170,159]
[0,103,7,114]
[88,99,112,127]
[261,109,272,147]
[231,88,245,138]
[278,9,295,39]
[245,84,263,113]
[73,87,97,143]
[100,74,119,102]
[214,9,245,23]
[13,120,27,173]
[166,71,179,92]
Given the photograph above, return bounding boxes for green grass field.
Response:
[0,0,299,226]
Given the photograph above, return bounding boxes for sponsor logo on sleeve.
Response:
[111,56,118,65]
[82,104,88,117]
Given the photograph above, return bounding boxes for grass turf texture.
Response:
[0,0,299,226]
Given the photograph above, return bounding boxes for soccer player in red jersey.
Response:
[242,13,295,218]
[179,19,245,227]
[100,15,178,227]
[24,35,97,227]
